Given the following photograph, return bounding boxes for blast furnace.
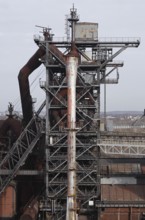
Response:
[1,6,144,220]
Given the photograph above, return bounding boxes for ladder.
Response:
[0,115,44,194]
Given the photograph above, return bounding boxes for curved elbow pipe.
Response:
[18,47,45,125]
[18,44,65,126]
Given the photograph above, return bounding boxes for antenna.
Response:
[67,4,79,42]
[65,15,70,41]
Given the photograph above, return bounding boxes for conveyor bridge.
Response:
[0,115,44,194]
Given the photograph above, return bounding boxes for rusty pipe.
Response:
[18,47,45,125]
[20,198,39,220]
[66,46,79,220]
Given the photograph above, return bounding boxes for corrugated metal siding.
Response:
[0,185,16,218]
[75,22,98,40]
[101,185,145,201]
[101,163,141,175]
[101,208,145,220]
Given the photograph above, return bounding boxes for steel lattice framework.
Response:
[98,139,145,155]
[0,115,44,194]
[37,28,140,219]
[40,57,101,219]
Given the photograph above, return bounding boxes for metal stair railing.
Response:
[0,115,44,194]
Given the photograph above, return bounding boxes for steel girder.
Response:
[0,115,44,194]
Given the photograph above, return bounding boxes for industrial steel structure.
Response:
[0,6,144,220]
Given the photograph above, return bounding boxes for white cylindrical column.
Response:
[66,48,78,220]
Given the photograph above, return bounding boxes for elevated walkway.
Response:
[98,139,145,156]
[0,115,44,194]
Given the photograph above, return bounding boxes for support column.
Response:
[66,47,78,220]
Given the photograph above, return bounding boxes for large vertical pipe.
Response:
[66,47,78,220]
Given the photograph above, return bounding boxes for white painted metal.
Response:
[66,55,78,220]
[75,22,98,40]
[98,139,145,156]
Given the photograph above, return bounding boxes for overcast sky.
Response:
[0,0,144,113]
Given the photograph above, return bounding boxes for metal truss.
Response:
[96,201,145,208]
[98,139,145,156]
[0,115,44,194]
[37,35,140,219]
[39,62,100,219]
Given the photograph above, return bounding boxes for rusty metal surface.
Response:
[0,118,21,140]
[101,163,141,175]
[0,184,16,218]
[49,44,66,64]
[101,207,145,220]
[101,185,145,202]
[20,198,39,220]
[0,120,5,128]
[18,44,65,126]
[18,47,45,125]
[141,165,145,175]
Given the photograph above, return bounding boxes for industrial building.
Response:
[0,6,145,220]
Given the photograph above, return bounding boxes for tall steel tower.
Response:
[37,6,139,220]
